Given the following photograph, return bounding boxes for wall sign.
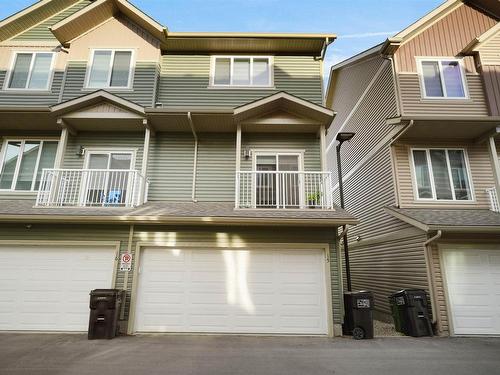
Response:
[120,253,132,272]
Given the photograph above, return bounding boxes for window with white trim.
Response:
[86,50,133,89]
[6,52,54,90]
[0,140,58,191]
[411,148,472,201]
[418,59,468,98]
[212,56,272,87]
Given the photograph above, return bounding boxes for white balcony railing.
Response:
[486,187,500,213]
[35,169,149,208]
[236,171,333,209]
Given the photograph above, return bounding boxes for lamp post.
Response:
[336,132,355,292]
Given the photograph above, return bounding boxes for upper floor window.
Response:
[86,49,133,89]
[411,148,472,201]
[418,59,468,99]
[211,56,272,87]
[0,140,58,191]
[5,52,54,90]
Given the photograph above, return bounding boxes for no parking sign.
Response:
[120,253,132,271]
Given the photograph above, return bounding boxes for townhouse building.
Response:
[325,0,500,336]
[0,0,357,336]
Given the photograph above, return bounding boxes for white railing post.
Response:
[487,187,500,212]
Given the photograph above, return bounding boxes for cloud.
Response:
[339,31,398,39]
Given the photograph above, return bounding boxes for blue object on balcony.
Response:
[106,190,122,205]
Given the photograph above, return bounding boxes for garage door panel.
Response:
[135,248,328,334]
[0,245,116,331]
[443,248,500,335]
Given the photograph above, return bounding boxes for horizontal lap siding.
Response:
[241,133,321,171]
[348,229,428,317]
[341,147,407,240]
[147,133,194,201]
[195,133,236,202]
[394,142,495,208]
[328,61,398,185]
[478,31,500,66]
[63,132,145,170]
[61,61,157,106]
[399,73,489,116]
[157,55,322,107]
[12,0,93,41]
[0,71,64,106]
[431,243,449,335]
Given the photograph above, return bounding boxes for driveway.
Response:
[0,333,499,375]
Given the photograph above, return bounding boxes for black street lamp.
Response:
[336,132,355,292]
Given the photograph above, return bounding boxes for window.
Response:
[6,52,54,90]
[212,56,272,87]
[0,140,58,191]
[86,50,133,89]
[418,59,467,98]
[411,148,472,201]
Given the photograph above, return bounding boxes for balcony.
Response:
[486,187,499,213]
[236,171,333,209]
[35,169,149,208]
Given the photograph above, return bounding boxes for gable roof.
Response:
[0,0,80,42]
[462,22,500,53]
[234,92,335,126]
[49,0,167,47]
[50,90,145,116]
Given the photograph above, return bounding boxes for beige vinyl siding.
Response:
[0,70,64,106]
[147,132,195,201]
[195,133,236,202]
[431,243,449,335]
[12,0,93,41]
[394,142,496,208]
[394,3,496,73]
[477,31,500,66]
[63,132,145,170]
[327,61,398,185]
[399,73,489,116]
[481,65,500,116]
[347,228,429,319]
[61,61,158,107]
[339,147,407,241]
[241,133,321,172]
[157,55,322,107]
[327,56,385,134]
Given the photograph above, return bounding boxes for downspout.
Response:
[187,112,198,202]
[423,230,442,325]
[382,54,402,117]
[316,37,335,61]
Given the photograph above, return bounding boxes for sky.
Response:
[0,0,444,80]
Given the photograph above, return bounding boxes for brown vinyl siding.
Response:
[394,142,496,209]
[398,73,490,116]
[481,65,500,116]
[394,3,496,73]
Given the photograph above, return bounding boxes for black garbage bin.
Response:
[88,289,125,340]
[342,291,374,339]
[389,289,433,337]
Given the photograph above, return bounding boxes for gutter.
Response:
[187,112,198,202]
[316,36,336,61]
[423,230,442,325]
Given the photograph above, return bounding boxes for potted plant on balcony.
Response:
[307,192,322,208]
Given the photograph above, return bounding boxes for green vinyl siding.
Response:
[63,132,145,170]
[147,132,195,201]
[0,223,340,326]
[241,133,321,171]
[61,61,158,107]
[13,0,93,41]
[157,55,322,107]
[0,70,64,106]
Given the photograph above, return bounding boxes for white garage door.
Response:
[135,247,328,334]
[443,247,500,335]
[0,244,117,331]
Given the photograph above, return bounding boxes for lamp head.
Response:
[336,132,355,145]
